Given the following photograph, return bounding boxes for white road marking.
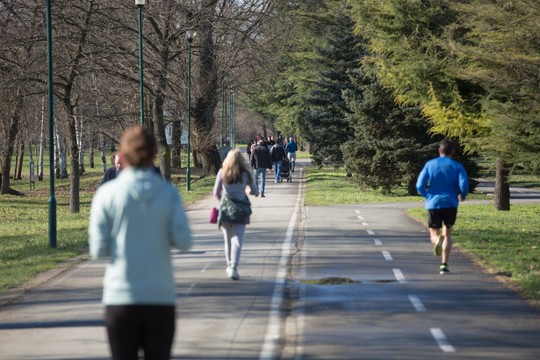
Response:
[260,176,302,360]
[367,230,375,235]
[361,222,368,226]
[382,251,393,261]
[201,263,211,273]
[374,239,382,246]
[431,328,456,353]
[357,215,365,221]
[408,295,426,312]
[355,209,361,214]
[393,268,406,283]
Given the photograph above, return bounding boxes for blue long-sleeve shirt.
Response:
[416,156,469,210]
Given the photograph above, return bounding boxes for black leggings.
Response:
[105,305,175,360]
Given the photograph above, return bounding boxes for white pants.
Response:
[220,222,246,268]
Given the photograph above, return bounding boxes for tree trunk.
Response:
[407,176,417,196]
[192,12,221,175]
[494,158,511,211]
[172,120,181,170]
[155,92,171,181]
[99,132,106,173]
[55,123,68,179]
[15,142,24,180]
[1,93,24,195]
[76,110,85,174]
[89,128,95,168]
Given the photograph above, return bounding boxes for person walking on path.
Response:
[416,138,468,275]
[88,125,192,360]
[250,139,272,197]
[270,139,287,183]
[213,149,258,280]
[285,137,298,173]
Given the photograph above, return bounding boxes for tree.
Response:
[350,0,515,210]
[303,4,363,166]
[342,68,437,195]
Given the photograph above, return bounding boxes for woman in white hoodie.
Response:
[88,125,191,360]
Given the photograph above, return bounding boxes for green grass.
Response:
[0,167,215,292]
[304,166,489,206]
[408,204,540,304]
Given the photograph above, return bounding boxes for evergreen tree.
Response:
[303,5,364,166]
[342,68,437,195]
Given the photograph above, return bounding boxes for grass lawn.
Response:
[408,205,540,305]
[304,166,490,206]
[0,166,214,292]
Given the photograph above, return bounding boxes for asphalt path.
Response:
[0,161,539,359]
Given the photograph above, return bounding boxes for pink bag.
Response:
[209,207,218,224]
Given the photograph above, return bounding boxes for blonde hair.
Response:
[221,148,254,184]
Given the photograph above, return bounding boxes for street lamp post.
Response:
[136,0,145,125]
[186,28,196,191]
[46,0,57,248]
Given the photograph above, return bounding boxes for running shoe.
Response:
[433,235,443,257]
[231,268,240,280]
[440,264,449,275]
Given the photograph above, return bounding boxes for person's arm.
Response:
[415,166,429,198]
[88,189,112,259]
[169,189,192,251]
[213,169,224,200]
[266,149,272,169]
[458,164,469,201]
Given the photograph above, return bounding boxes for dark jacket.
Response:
[100,167,118,186]
[270,144,286,162]
[250,144,272,169]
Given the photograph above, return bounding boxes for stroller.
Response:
[280,159,292,182]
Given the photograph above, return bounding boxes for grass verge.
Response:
[0,170,214,292]
[304,166,489,206]
[408,205,540,305]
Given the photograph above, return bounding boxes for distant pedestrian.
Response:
[250,139,272,197]
[213,148,258,280]
[246,140,253,158]
[89,125,192,360]
[416,138,468,275]
[100,152,125,185]
[270,139,287,183]
[284,137,297,172]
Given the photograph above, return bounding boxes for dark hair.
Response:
[120,125,157,167]
[439,138,456,156]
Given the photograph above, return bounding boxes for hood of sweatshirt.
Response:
[119,167,163,202]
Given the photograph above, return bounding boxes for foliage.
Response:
[408,204,540,304]
[341,67,438,194]
[302,4,364,166]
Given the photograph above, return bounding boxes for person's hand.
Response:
[458,195,463,202]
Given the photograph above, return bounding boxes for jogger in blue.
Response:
[416,138,468,275]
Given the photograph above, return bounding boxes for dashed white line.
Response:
[431,328,456,353]
[373,239,382,246]
[357,215,365,221]
[355,209,361,214]
[361,222,369,226]
[393,268,406,283]
[367,230,375,235]
[382,251,393,261]
[408,295,426,312]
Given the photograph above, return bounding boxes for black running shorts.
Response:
[427,208,458,229]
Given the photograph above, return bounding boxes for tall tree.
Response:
[303,4,363,166]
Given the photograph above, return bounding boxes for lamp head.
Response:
[186,28,197,43]
[135,0,145,6]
